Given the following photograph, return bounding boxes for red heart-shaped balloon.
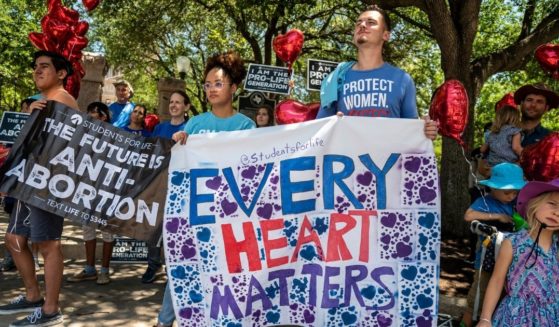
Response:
[63,35,88,60]
[535,44,559,74]
[50,4,79,26]
[65,73,81,98]
[82,0,101,11]
[47,0,61,12]
[520,132,559,181]
[74,21,89,37]
[275,99,319,125]
[43,16,73,44]
[429,79,469,147]
[273,29,304,69]
[495,92,516,111]
[144,114,160,133]
[29,32,46,50]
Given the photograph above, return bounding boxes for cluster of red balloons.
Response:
[535,44,559,80]
[521,133,559,182]
[28,0,101,98]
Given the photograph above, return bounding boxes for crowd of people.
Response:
[0,3,557,327]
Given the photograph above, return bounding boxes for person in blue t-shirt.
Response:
[109,79,135,128]
[123,104,150,137]
[150,91,191,140]
[460,163,526,327]
[153,51,254,327]
[317,4,437,139]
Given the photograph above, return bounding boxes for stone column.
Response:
[157,77,186,121]
[77,52,107,111]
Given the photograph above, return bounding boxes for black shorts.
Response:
[8,201,63,242]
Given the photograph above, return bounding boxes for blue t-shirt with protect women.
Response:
[184,111,255,135]
[317,62,418,119]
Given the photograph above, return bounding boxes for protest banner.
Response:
[0,111,30,144]
[165,116,441,326]
[244,64,291,95]
[306,59,338,91]
[0,101,173,244]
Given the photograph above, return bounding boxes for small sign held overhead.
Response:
[306,59,338,91]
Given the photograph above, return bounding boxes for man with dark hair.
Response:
[513,82,559,146]
[0,50,79,327]
[318,5,437,139]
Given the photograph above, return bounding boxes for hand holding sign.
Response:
[273,29,304,71]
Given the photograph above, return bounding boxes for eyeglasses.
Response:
[202,81,232,91]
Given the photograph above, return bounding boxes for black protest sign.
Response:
[244,64,291,95]
[0,101,173,245]
[237,91,277,121]
[111,237,148,262]
[306,59,338,91]
[0,112,30,144]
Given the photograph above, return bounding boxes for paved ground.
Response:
[0,211,467,326]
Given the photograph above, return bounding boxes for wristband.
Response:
[479,318,491,324]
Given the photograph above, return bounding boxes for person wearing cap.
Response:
[514,82,559,147]
[109,79,135,129]
[460,163,527,327]
[0,50,79,327]
[478,178,559,326]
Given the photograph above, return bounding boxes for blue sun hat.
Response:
[478,163,526,190]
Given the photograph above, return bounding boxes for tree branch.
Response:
[391,9,433,37]
[518,0,536,41]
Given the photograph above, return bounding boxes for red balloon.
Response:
[65,73,81,98]
[71,61,86,78]
[275,99,319,125]
[144,114,160,133]
[520,132,559,181]
[29,32,47,50]
[82,0,101,11]
[43,16,73,44]
[47,0,61,12]
[74,21,89,36]
[0,144,10,168]
[495,92,516,111]
[429,79,469,147]
[50,4,79,26]
[535,43,559,75]
[63,35,88,59]
[273,29,304,69]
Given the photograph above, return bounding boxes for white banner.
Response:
[165,116,441,326]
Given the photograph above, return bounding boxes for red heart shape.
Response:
[42,16,73,44]
[535,44,559,74]
[273,29,304,68]
[74,21,89,37]
[50,4,79,26]
[63,35,88,61]
[275,99,319,125]
[65,73,81,99]
[495,92,516,111]
[82,0,101,11]
[429,79,469,147]
[520,132,559,181]
[28,32,46,50]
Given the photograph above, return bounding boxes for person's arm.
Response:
[464,208,512,224]
[476,239,512,326]
[51,91,79,111]
[511,133,523,156]
[422,116,438,140]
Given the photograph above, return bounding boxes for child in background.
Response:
[460,163,526,327]
[480,105,523,166]
[477,178,559,326]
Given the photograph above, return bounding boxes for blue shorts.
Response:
[8,202,63,242]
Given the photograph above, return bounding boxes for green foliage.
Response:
[0,0,44,111]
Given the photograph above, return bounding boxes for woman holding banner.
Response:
[152,51,255,327]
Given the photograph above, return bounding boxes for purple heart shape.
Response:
[380,234,391,244]
[270,175,279,184]
[303,309,315,323]
[256,203,273,219]
[221,198,238,215]
[241,166,256,179]
[419,186,437,203]
[356,171,373,186]
[377,314,392,327]
[181,243,196,259]
[381,213,397,228]
[416,316,433,327]
[404,181,415,190]
[205,176,222,190]
[166,218,179,234]
[404,157,421,173]
[396,242,413,258]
